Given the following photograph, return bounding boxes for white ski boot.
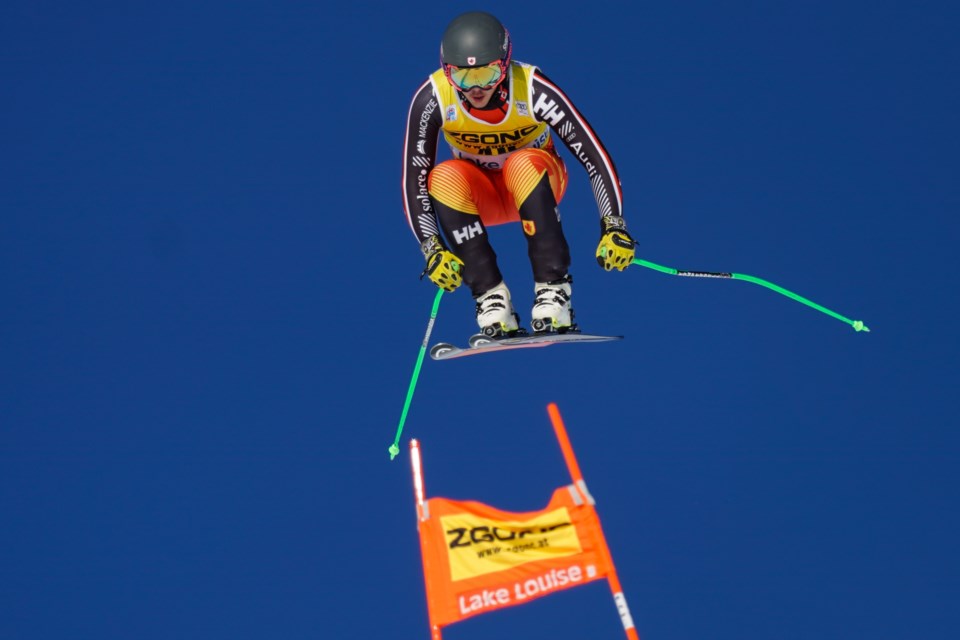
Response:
[475,281,521,337]
[531,275,576,333]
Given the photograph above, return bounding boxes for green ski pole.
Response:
[631,257,870,332]
[389,288,444,460]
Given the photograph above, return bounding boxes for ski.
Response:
[429,332,623,361]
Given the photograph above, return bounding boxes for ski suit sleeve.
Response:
[531,69,624,221]
[401,78,445,247]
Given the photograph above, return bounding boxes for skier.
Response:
[402,11,635,337]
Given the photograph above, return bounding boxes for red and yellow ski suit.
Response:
[402,61,624,295]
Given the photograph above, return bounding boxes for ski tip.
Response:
[429,343,457,360]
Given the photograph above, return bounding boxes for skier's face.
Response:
[463,86,496,108]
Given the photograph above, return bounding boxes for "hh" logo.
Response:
[453,221,484,245]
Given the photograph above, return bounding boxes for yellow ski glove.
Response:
[595,215,635,271]
[421,235,464,292]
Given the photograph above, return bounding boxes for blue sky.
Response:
[2,2,958,639]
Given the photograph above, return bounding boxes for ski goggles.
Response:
[444,60,505,90]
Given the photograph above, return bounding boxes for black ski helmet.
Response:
[440,11,512,71]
